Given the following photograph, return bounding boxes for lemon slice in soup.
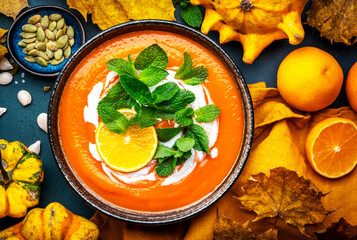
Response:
[95,108,158,172]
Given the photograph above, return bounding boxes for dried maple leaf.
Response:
[0,0,29,20]
[214,214,278,240]
[307,0,357,45]
[67,0,175,30]
[315,218,357,240]
[236,167,327,235]
[0,29,8,59]
[191,0,308,64]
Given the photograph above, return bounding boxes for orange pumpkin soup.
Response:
[59,31,244,211]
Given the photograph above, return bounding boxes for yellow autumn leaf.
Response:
[67,0,175,30]
[0,29,8,59]
[0,0,29,20]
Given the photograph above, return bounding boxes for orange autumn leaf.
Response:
[67,0,175,30]
[0,0,29,20]
[0,29,8,58]
[315,218,357,240]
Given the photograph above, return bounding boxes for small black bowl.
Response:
[7,5,85,77]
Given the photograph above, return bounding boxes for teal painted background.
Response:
[0,0,356,231]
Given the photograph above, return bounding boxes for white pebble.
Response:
[22,79,26,83]
[0,57,13,71]
[21,72,25,78]
[17,90,32,106]
[15,81,18,84]
[37,113,48,133]
[28,140,41,154]
[0,72,13,85]
[0,107,6,117]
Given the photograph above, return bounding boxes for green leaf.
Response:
[134,44,168,70]
[97,82,137,110]
[98,106,129,134]
[157,89,195,113]
[153,82,180,104]
[136,106,158,129]
[156,157,177,177]
[195,104,221,122]
[106,55,136,78]
[138,66,168,87]
[181,4,203,28]
[186,124,210,154]
[174,107,194,126]
[154,144,176,159]
[157,111,175,120]
[176,150,192,165]
[181,66,208,85]
[176,137,195,152]
[156,127,184,142]
[175,52,193,79]
[119,74,152,104]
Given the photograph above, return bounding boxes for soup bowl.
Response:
[48,20,254,224]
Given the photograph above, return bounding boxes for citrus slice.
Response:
[95,108,158,172]
[305,117,357,179]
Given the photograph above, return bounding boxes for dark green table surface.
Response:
[1,0,356,231]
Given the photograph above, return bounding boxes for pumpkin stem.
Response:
[240,0,253,11]
[0,152,10,185]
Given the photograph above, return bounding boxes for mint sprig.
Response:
[174,107,194,126]
[156,127,184,142]
[175,52,208,85]
[152,82,180,104]
[179,0,203,28]
[97,104,129,134]
[106,55,136,78]
[195,104,221,122]
[185,124,210,154]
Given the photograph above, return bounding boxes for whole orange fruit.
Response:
[346,61,357,112]
[277,47,343,112]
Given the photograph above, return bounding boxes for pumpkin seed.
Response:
[64,46,71,59]
[25,43,36,51]
[22,37,36,44]
[54,49,63,60]
[46,48,54,58]
[37,51,49,61]
[22,24,37,33]
[55,29,64,40]
[57,35,68,49]
[50,56,64,65]
[66,26,74,39]
[63,42,69,50]
[36,42,46,51]
[53,29,58,39]
[68,38,75,47]
[36,57,48,67]
[46,41,58,51]
[28,49,38,56]
[23,49,28,55]
[44,38,49,44]
[41,15,49,29]
[63,25,68,34]
[18,40,27,47]
[28,14,41,24]
[37,28,45,42]
[49,21,56,31]
[45,29,55,41]
[35,22,42,28]
[20,32,37,39]
[44,86,52,92]
[49,14,62,21]
[56,18,65,29]
[24,56,36,63]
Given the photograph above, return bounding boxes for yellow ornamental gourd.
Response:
[0,202,99,240]
[0,139,44,218]
[191,0,308,64]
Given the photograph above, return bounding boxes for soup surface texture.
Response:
[59,31,244,211]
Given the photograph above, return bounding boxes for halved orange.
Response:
[305,117,357,179]
[95,108,158,172]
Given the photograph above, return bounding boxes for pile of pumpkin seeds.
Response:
[18,14,75,67]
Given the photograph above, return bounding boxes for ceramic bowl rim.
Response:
[6,5,86,77]
[48,20,254,224]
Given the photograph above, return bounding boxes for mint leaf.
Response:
[98,106,129,134]
[186,124,210,154]
[181,4,203,28]
[136,106,157,129]
[106,55,136,78]
[181,66,208,85]
[119,75,152,104]
[138,67,168,87]
[176,150,192,165]
[134,44,168,70]
[157,89,195,113]
[156,127,184,142]
[156,157,177,177]
[97,82,137,110]
[157,111,175,120]
[154,144,176,159]
[153,82,180,104]
[174,107,194,126]
[195,104,221,122]
[176,137,195,152]
[175,52,193,79]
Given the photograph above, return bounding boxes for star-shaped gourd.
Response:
[191,0,308,64]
